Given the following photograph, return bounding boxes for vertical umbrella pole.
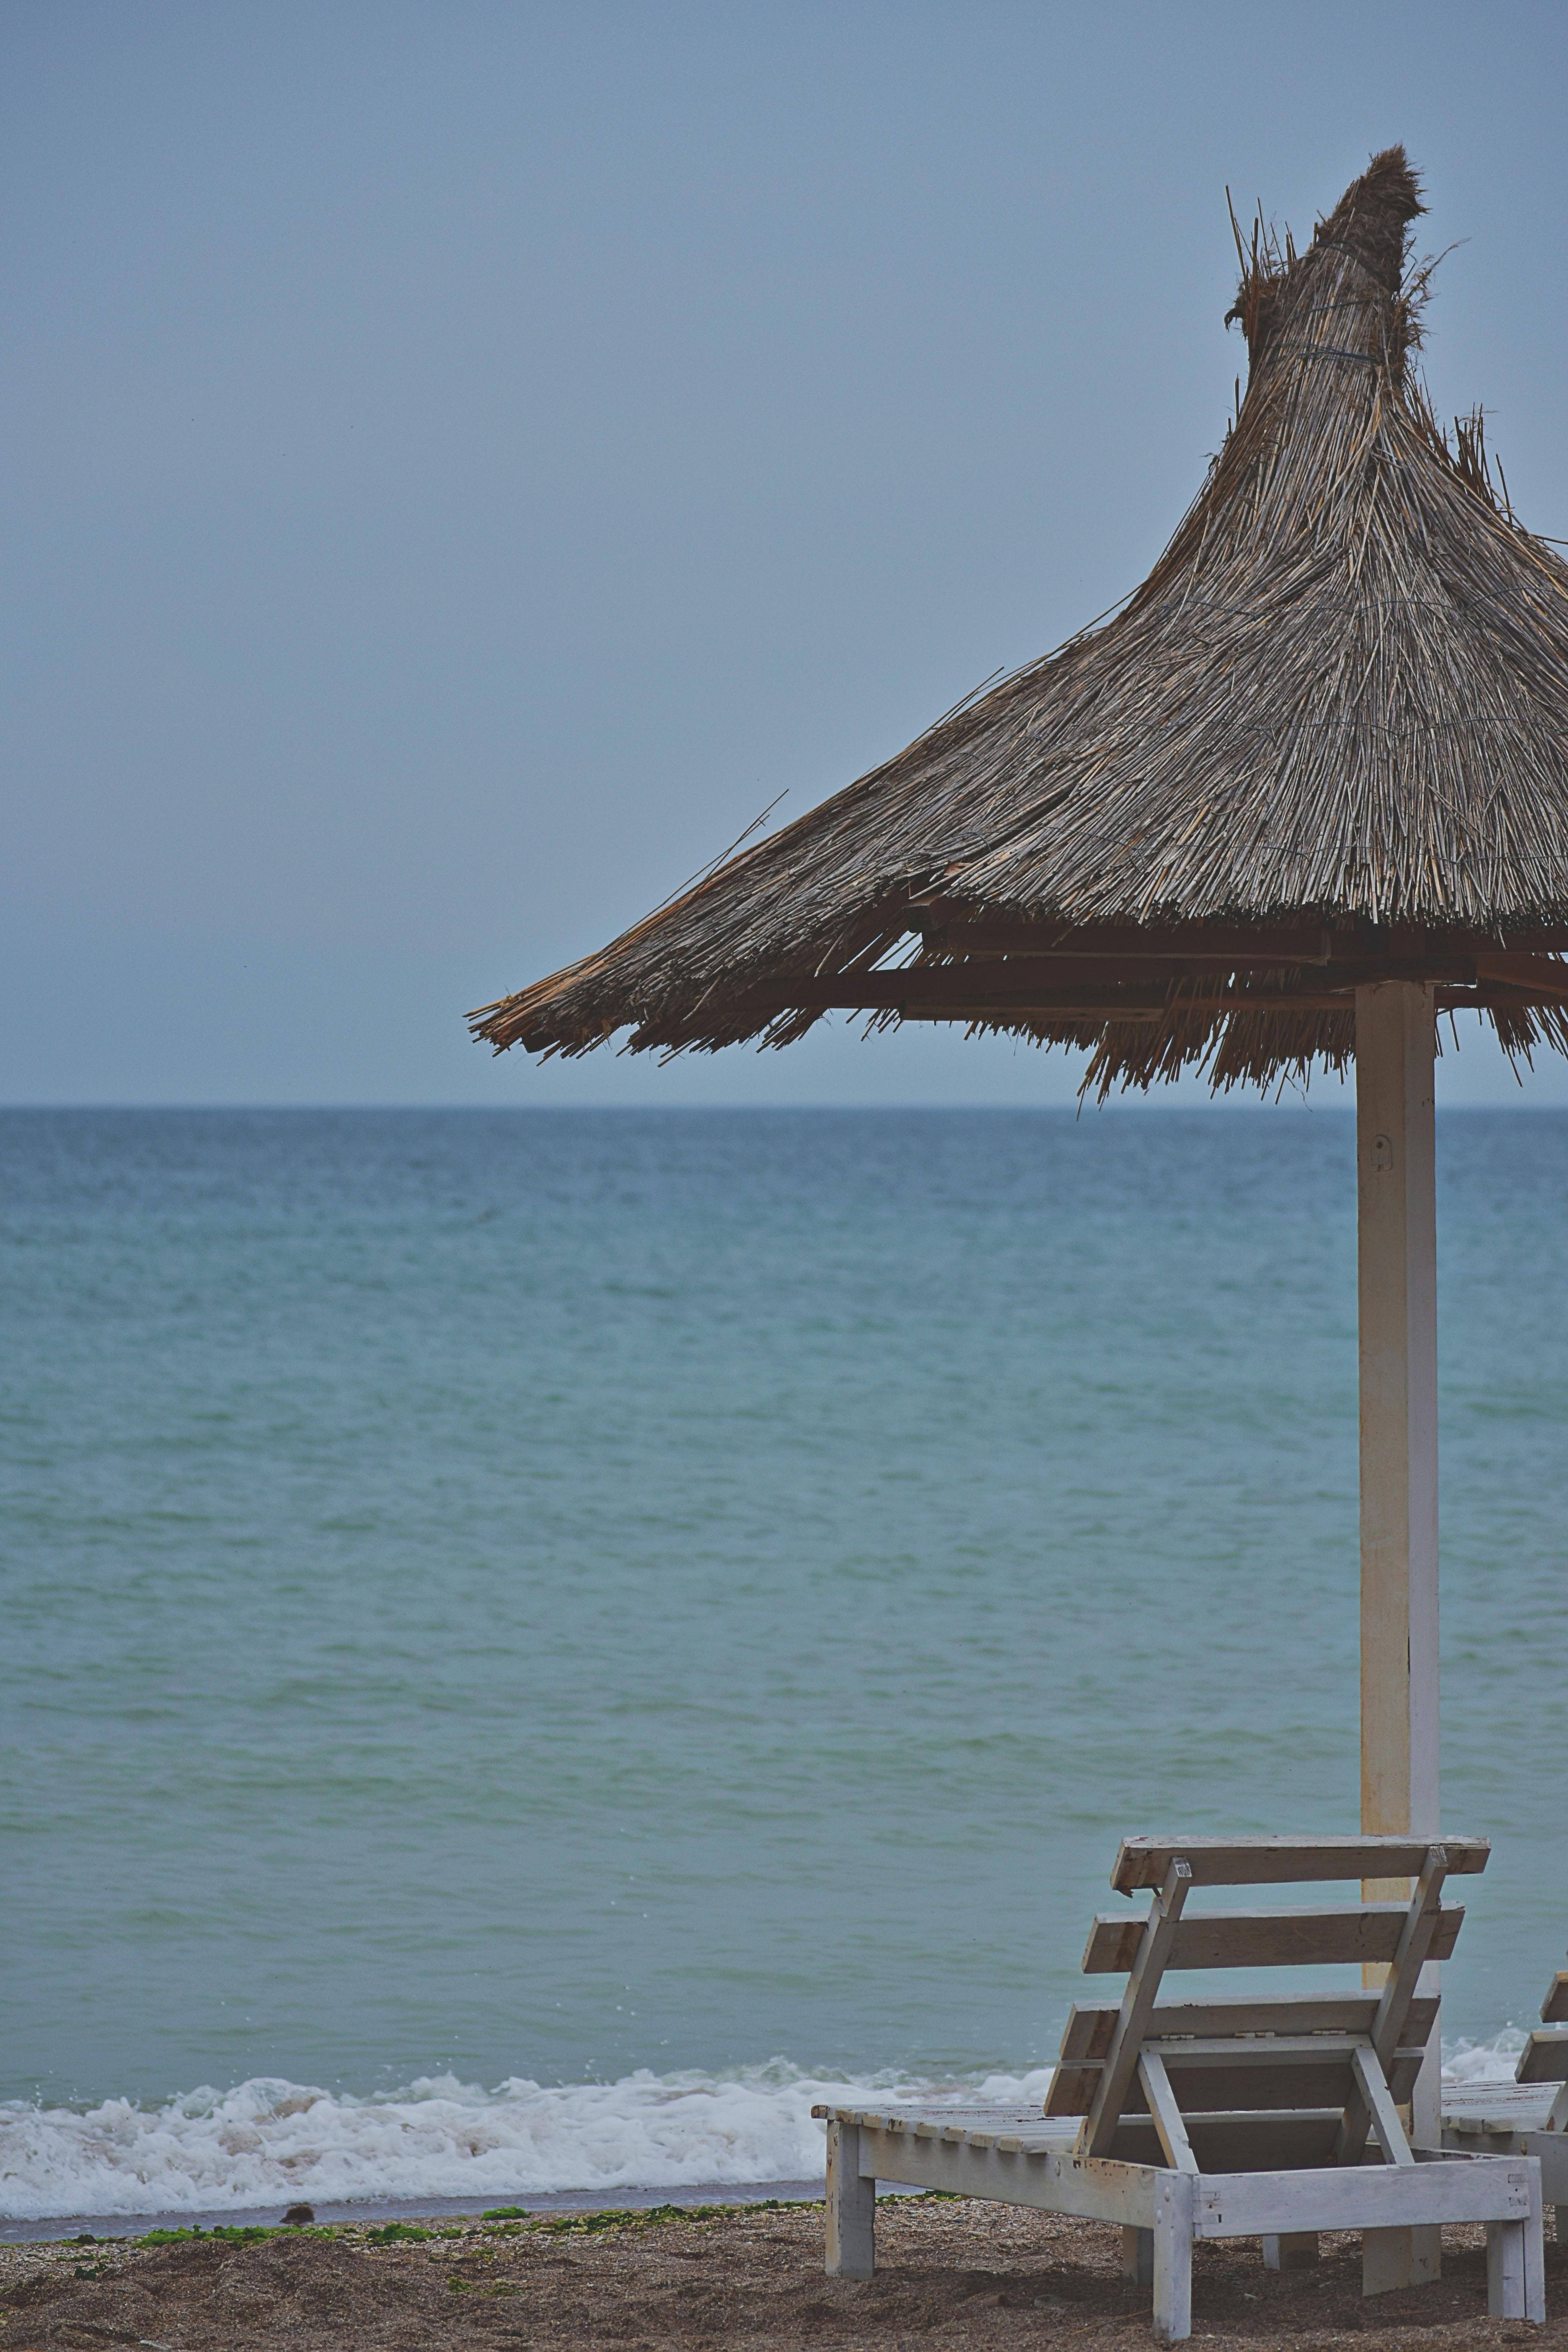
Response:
[1355,979,1441,2288]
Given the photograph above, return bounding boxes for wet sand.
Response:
[1,2196,1563,2348]
[0,2180,826,2247]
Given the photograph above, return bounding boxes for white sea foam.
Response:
[0,2041,1527,2221]
[0,2062,1052,2222]
[1441,2027,1529,2088]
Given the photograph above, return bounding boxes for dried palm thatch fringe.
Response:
[472,147,1568,1093]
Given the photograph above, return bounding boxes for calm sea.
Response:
[2,1107,1564,2217]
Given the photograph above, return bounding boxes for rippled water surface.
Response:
[2,1108,1564,2143]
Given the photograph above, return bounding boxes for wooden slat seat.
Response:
[819,1831,1545,2341]
[1445,2082,1560,2134]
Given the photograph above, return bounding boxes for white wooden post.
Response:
[1356,981,1441,2292]
[824,2119,875,2278]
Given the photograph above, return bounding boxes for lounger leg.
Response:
[1152,2172,1195,2343]
[1529,2208,1548,2323]
[1262,2232,1318,2270]
[1363,2228,1405,2295]
[1363,2225,1438,2294]
[1122,2226,1153,2287]
[1556,2204,1568,2247]
[1486,2220,1528,2320]
[1486,2214,1544,2321]
[824,2120,874,2280]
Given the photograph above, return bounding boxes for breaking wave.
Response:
[0,2060,1051,2222]
[0,2037,1526,2222]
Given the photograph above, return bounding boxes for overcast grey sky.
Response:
[6,1,1568,1106]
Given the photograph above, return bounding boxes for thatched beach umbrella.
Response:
[474,147,1568,2226]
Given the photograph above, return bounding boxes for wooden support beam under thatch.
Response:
[677,964,1568,1019]
[914,923,1568,967]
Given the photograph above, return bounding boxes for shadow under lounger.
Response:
[815,1834,1546,2342]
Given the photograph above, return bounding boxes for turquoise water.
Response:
[2,1108,1564,2154]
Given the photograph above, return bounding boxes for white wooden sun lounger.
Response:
[1444,1942,1568,2245]
[815,1835,1544,2341]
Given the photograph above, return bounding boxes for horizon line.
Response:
[0,1099,1559,1117]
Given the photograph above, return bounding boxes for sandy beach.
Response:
[1,2198,1563,2349]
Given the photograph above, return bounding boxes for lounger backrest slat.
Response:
[1060,1833,1488,2167]
[1047,2038,1433,2119]
[1517,2027,1568,2085]
[1081,1902,1463,1975]
[1126,2047,1425,2116]
[1514,1962,1568,2100]
[1105,2110,1343,2171]
[1055,1991,1440,2063]
[1111,1834,1490,1893]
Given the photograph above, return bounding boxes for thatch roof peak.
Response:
[474,149,1568,1092]
[1304,142,1425,294]
[1227,145,1424,372]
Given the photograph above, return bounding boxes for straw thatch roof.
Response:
[473,148,1568,1093]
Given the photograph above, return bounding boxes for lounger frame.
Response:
[817,1833,1546,2340]
[1444,1962,1568,2247]
[820,2105,1543,2341]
